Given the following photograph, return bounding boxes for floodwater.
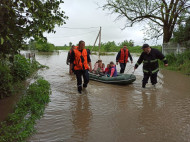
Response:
[1,50,190,142]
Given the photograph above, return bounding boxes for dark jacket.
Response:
[135,48,168,74]
[66,51,71,65]
[116,49,133,63]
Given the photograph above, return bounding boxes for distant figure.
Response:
[67,45,76,74]
[70,40,92,93]
[116,45,133,73]
[87,48,91,55]
[134,44,168,88]
[109,61,117,77]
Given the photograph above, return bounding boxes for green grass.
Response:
[0,78,51,142]
[160,50,190,75]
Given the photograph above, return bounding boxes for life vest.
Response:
[119,48,129,63]
[75,46,78,49]
[73,49,89,70]
[109,65,117,77]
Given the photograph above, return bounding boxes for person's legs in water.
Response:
[120,63,126,73]
[82,70,89,88]
[150,72,158,87]
[75,70,82,93]
[142,73,150,88]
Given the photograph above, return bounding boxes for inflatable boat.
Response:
[89,72,136,85]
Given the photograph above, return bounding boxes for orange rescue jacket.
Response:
[74,49,89,70]
[119,48,129,63]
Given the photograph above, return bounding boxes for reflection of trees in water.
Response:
[71,95,92,141]
[138,92,157,132]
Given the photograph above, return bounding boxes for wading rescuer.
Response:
[70,40,92,93]
[116,45,133,73]
[134,44,168,88]
[67,45,76,74]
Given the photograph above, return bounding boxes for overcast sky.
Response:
[44,0,163,46]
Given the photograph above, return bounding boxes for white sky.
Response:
[44,0,163,46]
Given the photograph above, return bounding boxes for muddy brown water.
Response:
[1,51,190,142]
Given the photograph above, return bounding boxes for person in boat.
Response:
[104,64,110,75]
[109,61,117,77]
[95,61,105,74]
[93,60,102,74]
[116,45,133,73]
[102,63,105,72]
[70,40,92,93]
[134,44,168,88]
[92,61,98,73]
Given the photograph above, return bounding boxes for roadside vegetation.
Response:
[160,50,190,75]
[0,78,51,142]
[27,40,55,52]
[0,55,47,99]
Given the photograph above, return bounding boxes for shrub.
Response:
[0,78,51,141]
[160,50,190,74]
[11,55,31,81]
[0,63,13,97]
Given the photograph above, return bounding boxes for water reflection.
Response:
[71,94,92,142]
[136,91,158,142]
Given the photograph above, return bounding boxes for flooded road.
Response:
[25,51,190,142]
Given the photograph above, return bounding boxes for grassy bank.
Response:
[0,78,51,142]
[0,54,47,99]
[54,45,162,53]
[160,50,190,75]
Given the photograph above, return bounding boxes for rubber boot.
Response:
[83,84,87,88]
[78,85,82,93]
[142,83,146,88]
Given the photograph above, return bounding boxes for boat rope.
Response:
[125,64,134,74]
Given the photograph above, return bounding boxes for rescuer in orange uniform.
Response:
[116,45,133,73]
[70,40,92,93]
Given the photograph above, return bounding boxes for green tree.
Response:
[0,0,68,58]
[102,0,190,43]
[119,40,134,47]
[103,41,116,52]
[28,40,55,52]
[173,16,190,44]
[69,42,73,47]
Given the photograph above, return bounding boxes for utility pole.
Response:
[98,27,101,59]
[92,27,101,59]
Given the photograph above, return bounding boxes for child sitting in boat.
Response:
[95,61,104,74]
[102,63,105,72]
[109,61,117,77]
[104,64,110,75]
[92,60,101,73]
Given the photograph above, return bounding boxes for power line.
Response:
[46,30,98,38]
[55,26,99,29]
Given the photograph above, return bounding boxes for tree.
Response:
[69,42,73,47]
[172,16,190,44]
[103,41,116,52]
[0,0,68,58]
[119,40,134,47]
[102,0,190,43]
